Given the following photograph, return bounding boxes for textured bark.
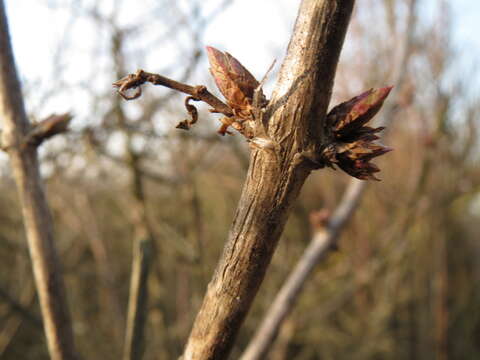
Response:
[240,180,365,360]
[240,1,417,357]
[0,2,79,360]
[182,1,355,359]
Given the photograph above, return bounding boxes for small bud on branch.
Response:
[113,47,268,138]
[322,87,394,180]
[113,51,392,181]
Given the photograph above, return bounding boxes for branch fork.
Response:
[1,113,72,152]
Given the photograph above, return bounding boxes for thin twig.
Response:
[113,70,233,116]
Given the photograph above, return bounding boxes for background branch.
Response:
[0,2,79,360]
[0,285,42,329]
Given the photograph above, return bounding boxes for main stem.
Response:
[182,1,355,359]
[0,2,78,360]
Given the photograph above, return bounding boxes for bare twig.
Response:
[123,235,153,360]
[0,2,79,360]
[1,113,71,151]
[113,70,233,116]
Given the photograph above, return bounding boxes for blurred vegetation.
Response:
[0,0,479,359]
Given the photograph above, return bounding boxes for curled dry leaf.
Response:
[323,87,393,181]
[176,96,199,130]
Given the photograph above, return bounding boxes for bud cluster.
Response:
[206,46,264,136]
[322,87,393,180]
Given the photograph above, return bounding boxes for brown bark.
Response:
[0,2,79,360]
[181,1,355,359]
[240,180,365,360]
[241,1,417,357]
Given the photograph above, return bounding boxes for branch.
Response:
[0,2,79,360]
[123,235,153,360]
[113,2,396,359]
[241,1,418,358]
[240,180,365,360]
[179,1,356,359]
[121,107,155,360]
[23,113,72,148]
[110,28,157,360]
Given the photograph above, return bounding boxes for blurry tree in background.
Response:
[0,0,479,360]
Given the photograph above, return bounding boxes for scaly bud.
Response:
[323,87,393,180]
[328,87,393,140]
[206,46,261,120]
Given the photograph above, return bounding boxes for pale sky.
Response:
[3,0,480,122]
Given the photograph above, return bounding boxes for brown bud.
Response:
[206,46,260,119]
[335,141,392,181]
[323,87,394,181]
[327,87,393,140]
